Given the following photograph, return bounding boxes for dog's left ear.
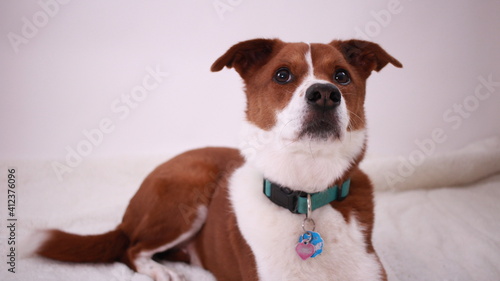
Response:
[331,39,402,77]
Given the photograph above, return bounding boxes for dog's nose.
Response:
[305,83,341,110]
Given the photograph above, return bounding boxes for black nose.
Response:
[305,83,341,110]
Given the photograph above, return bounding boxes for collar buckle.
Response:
[263,180,303,213]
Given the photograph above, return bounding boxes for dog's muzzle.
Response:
[300,83,344,140]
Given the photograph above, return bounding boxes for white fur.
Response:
[229,163,383,281]
[232,46,381,280]
[134,206,207,281]
[240,122,366,192]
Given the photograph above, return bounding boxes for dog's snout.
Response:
[305,83,341,110]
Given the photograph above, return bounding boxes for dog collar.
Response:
[263,178,350,214]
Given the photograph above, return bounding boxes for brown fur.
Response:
[37,228,129,263]
[37,148,245,269]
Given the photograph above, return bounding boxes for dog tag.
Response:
[295,241,315,260]
[296,231,324,260]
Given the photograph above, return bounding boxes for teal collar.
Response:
[263,179,351,214]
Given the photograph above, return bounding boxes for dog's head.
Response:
[212,39,401,190]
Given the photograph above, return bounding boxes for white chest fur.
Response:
[229,163,383,281]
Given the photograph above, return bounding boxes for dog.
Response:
[36,38,402,281]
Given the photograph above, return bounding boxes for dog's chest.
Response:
[229,163,383,281]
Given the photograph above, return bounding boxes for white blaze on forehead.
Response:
[305,43,313,80]
[298,43,317,97]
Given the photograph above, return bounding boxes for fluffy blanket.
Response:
[1,138,499,281]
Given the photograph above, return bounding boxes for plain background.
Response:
[1,0,499,162]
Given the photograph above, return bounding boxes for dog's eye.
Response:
[274,68,293,84]
[334,69,350,85]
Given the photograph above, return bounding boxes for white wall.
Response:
[1,0,499,162]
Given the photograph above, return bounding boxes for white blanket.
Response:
[1,138,499,281]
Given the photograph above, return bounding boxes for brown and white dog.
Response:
[36,38,402,281]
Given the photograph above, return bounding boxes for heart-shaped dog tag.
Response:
[295,242,315,260]
[296,231,324,260]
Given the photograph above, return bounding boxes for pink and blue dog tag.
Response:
[295,231,324,260]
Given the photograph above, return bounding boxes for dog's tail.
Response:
[36,228,129,263]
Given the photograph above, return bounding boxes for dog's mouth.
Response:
[298,115,343,140]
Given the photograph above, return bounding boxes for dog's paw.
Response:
[161,261,217,281]
[135,258,186,281]
[154,267,185,281]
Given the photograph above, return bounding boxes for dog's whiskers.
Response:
[347,110,362,129]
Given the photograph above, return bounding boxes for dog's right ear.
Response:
[211,39,282,76]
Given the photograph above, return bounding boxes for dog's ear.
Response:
[331,39,402,77]
[211,39,283,76]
